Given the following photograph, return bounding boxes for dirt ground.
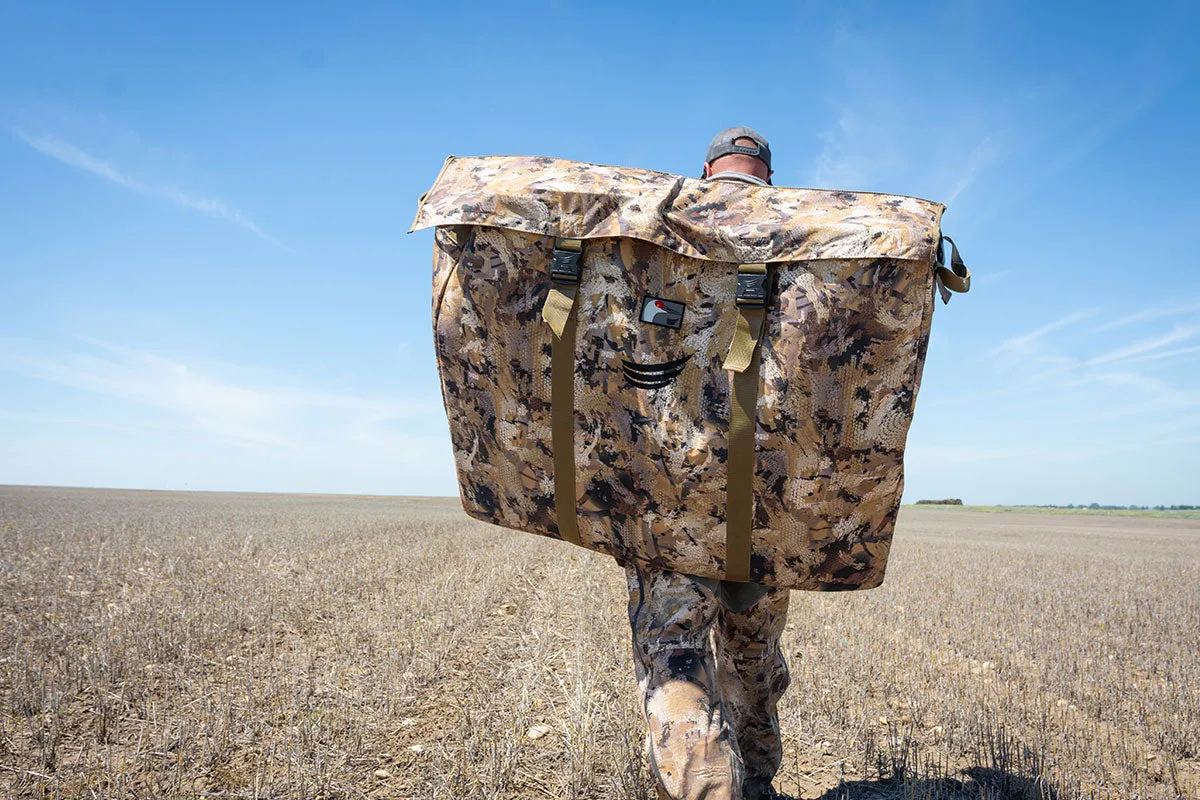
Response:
[1,486,1197,799]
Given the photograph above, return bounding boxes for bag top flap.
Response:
[410,155,946,264]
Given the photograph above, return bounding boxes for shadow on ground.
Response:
[779,766,1056,800]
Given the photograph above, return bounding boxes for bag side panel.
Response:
[433,226,589,545]
[757,257,936,589]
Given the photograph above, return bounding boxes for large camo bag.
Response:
[411,155,969,591]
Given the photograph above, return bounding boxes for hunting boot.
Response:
[627,563,745,799]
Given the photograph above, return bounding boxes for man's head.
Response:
[702,126,772,185]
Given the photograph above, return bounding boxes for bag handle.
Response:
[934,235,971,303]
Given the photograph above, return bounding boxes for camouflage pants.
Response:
[625,562,791,800]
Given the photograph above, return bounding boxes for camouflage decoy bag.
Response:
[412,155,969,591]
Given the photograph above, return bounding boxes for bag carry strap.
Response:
[541,237,583,546]
[722,263,769,583]
[934,235,971,304]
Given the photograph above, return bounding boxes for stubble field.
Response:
[1,486,1197,799]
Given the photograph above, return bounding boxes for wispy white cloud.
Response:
[1135,345,1200,363]
[1071,371,1200,419]
[945,134,1001,204]
[1088,300,1200,334]
[981,269,1015,286]
[967,22,1192,229]
[911,427,1199,473]
[11,127,283,247]
[810,111,878,189]
[1083,324,1200,367]
[0,339,439,452]
[800,16,1019,203]
[907,443,1045,467]
[947,298,1200,420]
[989,309,1098,356]
[0,409,181,438]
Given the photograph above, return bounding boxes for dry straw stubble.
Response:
[1,486,1197,799]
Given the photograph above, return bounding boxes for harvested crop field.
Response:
[1,486,1197,799]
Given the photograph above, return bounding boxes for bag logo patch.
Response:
[640,296,685,329]
[622,355,690,390]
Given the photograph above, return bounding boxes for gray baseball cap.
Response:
[704,126,771,171]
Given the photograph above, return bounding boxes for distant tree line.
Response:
[911,500,1198,510]
[1032,503,1199,511]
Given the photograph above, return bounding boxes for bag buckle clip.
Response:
[735,270,768,308]
[550,246,582,286]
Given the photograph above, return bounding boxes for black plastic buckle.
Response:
[735,271,768,308]
[550,247,582,285]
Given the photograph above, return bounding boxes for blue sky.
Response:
[1,1,1197,505]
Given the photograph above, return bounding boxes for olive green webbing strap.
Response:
[541,237,583,546]
[934,235,971,303]
[722,263,769,583]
